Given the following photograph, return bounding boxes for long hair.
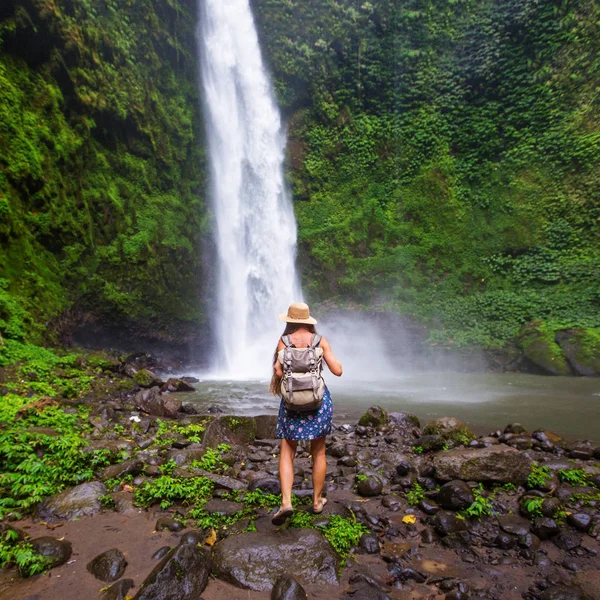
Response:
[269,323,318,396]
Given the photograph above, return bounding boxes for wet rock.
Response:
[518,532,540,552]
[179,530,209,546]
[359,532,379,554]
[254,415,278,439]
[433,511,467,536]
[539,585,586,600]
[533,518,560,540]
[36,481,106,523]
[202,499,243,516]
[327,443,347,458]
[414,434,446,453]
[433,445,532,484]
[541,497,563,518]
[201,416,256,450]
[156,517,185,532]
[100,579,135,600]
[134,387,181,418]
[341,583,390,600]
[338,455,358,467]
[421,528,434,543]
[418,498,440,515]
[356,474,383,497]
[248,478,281,495]
[358,406,388,428]
[553,531,581,551]
[152,546,171,560]
[504,423,527,434]
[30,537,72,568]
[160,378,196,393]
[388,412,420,429]
[395,461,412,476]
[518,321,574,375]
[102,460,144,481]
[497,515,531,537]
[437,480,474,511]
[133,369,164,388]
[271,574,307,600]
[422,417,474,445]
[132,543,211,600]
[567,513,592,531]
[555,327,600,377]
[213,529,339,591]
[569,442,594,460]
[441,531,472,549]
[180,403,198,415]
[391,566,427,583]
[87,548,127,582]
[495,532,515,549]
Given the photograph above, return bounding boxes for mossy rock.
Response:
[517,322,573,376]
[422,417,475,446]
[358,406,388,428]
[133,369,162,388]
[224,416,257,443]
[555,328,600,376]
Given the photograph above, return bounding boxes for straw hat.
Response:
[279,302,317,325]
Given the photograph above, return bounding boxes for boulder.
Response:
[271,575,307,600]
[212,529,339,591]
[87,548,127,582]
[358,406,388,428]
[100,579,135,600]
[132,543,211,600]
[101,460,144,482]
[201,416,256,451]
[414,435,446,453]
[30,537,72,568]
[133,369,164,388]
[160,378,196,393]
[255,415,278,439]
[555,328,600,376]
[388,412,420,429]
[433,445,532,484]
[134,387,181,418]
[437,480,474,511]
[356,474,383,497]
[517,322,573,376]
[155,517,185,532]
[422,417,475,445]
[36,481,106,523]
[432,511,467,536]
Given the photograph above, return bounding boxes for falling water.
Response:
[197,0,302,378]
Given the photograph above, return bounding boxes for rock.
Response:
[533,518,560,540]
[152,547,172,560]
[255,415,278,439]
[271,575,307,600]
[573,570,600,600]
[87,548,127,582]
[248,478,281,495]
[418,498,440,515]
[504,423,527,434]
[160,378,196,393]
[102,460,144,481]
[36,481,106,523]
[539,585,587,600]
[497,515,531,537]
[156,517,185,532]
[422,417,475,445]
[212,529,339,591]
[569,442,594,460]
[132,544,211,600]
[202,499,243,516]
[395,461,412,476]
[179,530,209,546]
[433,445,532,484]
[414,434,446,453]
[133,369,164,388]
[100,579,135,600]
[201,416,256,450]
[358,406,388,428]
[134,387,181,418]
[553,531,581,551]
[388,412,420,428]
[437,480,474,511]
[356,474,383,497]
[568,513,592,531]
[555,328,600,376]
[433,511,467,536]
[30,537,72,568]
[517,321,573,376]
[342,583,390,600]
[359,532,379,554]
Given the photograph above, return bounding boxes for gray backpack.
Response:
[280,334,325,412]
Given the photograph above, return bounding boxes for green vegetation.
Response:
[191,444,231,474]
[406,482,425,506]
[254,0,600,349]
[527,462,552,489]
[558,468,592,487]
[462,484,494,519]
[520,496,545,518]
[134,476,214,510]
[0,0,206,345]
[0,528,50,578]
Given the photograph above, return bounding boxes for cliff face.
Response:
[252,0,600,350]
[0,0,207,348]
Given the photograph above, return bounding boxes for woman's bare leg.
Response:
[310,437,327,509]
[279,438,298,508]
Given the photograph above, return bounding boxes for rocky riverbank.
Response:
[1,351,600,600]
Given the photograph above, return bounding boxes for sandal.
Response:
[312,497,328,514]
[271,506,294,526]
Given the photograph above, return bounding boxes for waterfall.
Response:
[198,0,302,378]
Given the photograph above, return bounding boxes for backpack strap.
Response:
[281,335,293,348]
[310,334,322,348]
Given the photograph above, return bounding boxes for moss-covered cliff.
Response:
[0,0,206,346]
[253,0,600,350]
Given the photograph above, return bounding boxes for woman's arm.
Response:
[273,338,285,378]
[321,337,342,376]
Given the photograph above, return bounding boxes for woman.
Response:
[269,302,342,525]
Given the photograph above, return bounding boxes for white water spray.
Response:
[198,0,302,378]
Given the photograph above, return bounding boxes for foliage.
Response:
[134,476,214,509]
[527,462,552,489]
[191,444,231,474]
[558,468,591,487]
[462,484,494,519]
[0,529,50,577]
[520,496,545,518]
[406,483,425,506]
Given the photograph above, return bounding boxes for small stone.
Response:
[437,480,474,511]
[433,511,466,536]
[396,461,412,476]
[357,475,383,497]
[30,537,72,568]
[358,406,388,428]
[152,546,171,560]
[418,498,440,515]
[553,531,581,551]
[271,574,307,600]
[567,513,592,531]
[533,518,560,540]
[87,548,127,582]
[156,517,184,532]
[359,533,379,554]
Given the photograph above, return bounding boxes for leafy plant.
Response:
[191,445,231,474]
[520,496,545,518]
[527,463,552,489]
[134,476,214,509]
[0,529,50,577]
[462,484,494,519]
[558,469,590,486]
[406,483,425,506]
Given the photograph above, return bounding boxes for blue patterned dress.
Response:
[276,386,333,440]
